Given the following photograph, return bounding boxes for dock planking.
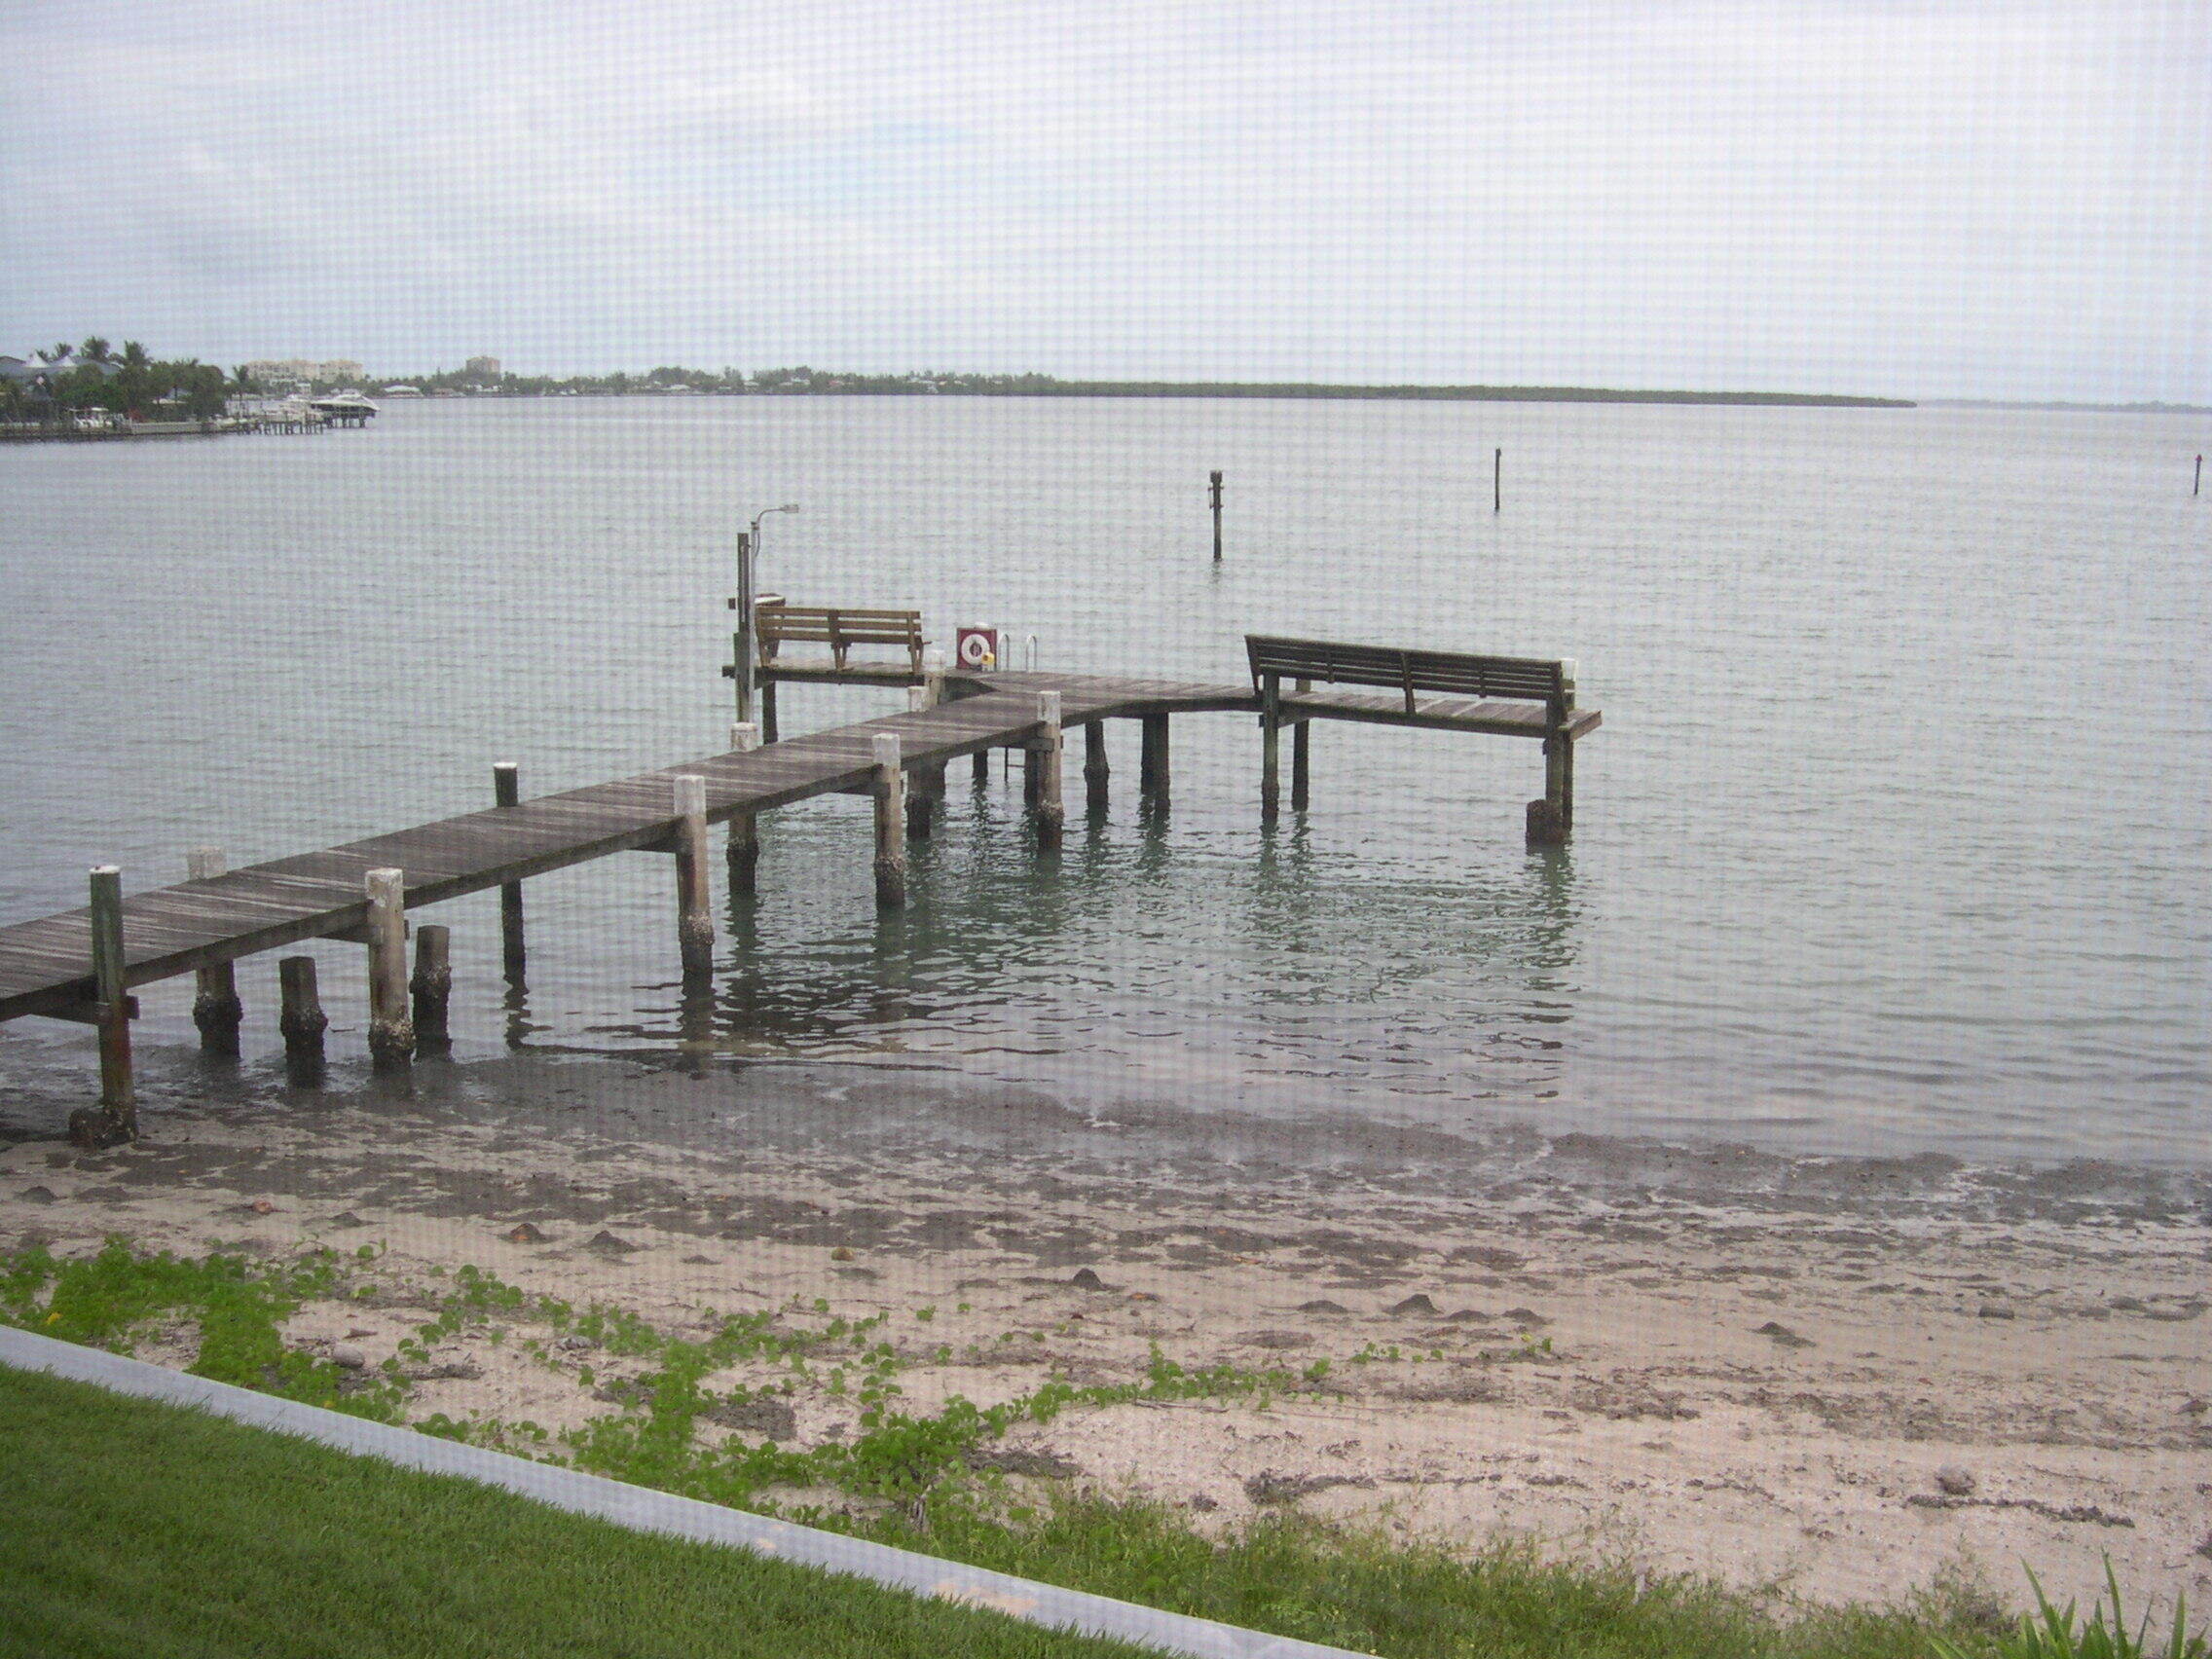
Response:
[0,660,1599,1037]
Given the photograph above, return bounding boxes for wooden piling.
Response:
[1291,677,1310,810]
[70,866,135,1146]
[974,749,991,787]
[872,733,905,908]
[186,845,242,1057]
[1035,691,1064,850]
[410,923,452,1055]
[1526,659,1575,845]
[277,955,327,1085]
[493,761,525,985]
[364,867,414,1071]
[1494,448,1501,513]
[1260,675,1281,824]
[2197,454,2203,498]
[760,682,780,746]
[726,723,761,893]
[1209,470,1224,561]
[1140,715,1170,807]
[673,774,715,979]
[1084,720,1109,811]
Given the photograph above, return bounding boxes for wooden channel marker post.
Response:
[68,865,135,1147]
[1494,448,1502,513]
[726,722,761,891]
[364,867,414,1073]
[1034,691,1064,850]
[186,845,242,1056]
[673,775,715,980]
[1209,470,1224,561]
[872,733,905,908]
[493,761,526,986]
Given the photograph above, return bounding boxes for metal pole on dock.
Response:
[493,761,526,986]
[872,733,906,908]
[673,775,715,979]
[364,867,414,1073]
[1209,470,1224,561]
[732,531,756,726]
[1035,691,1064,850]
[186,845,242,1057]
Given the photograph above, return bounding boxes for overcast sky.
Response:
[2,1,2203,400]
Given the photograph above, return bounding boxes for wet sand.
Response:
[2,1044,2207,1616]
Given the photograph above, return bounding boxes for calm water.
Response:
[2,398,2206,1166]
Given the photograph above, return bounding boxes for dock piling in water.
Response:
[70,866,135,1146]
[493,762,526,986]
[1084,720,1109,812]
[410,924,453,1056]
[1140,715,1170,809]
[673,775,715,980]
[1035,692,1064,850]
[872,733,906,908]
[364,867,414,1072]
[185,846,242,1057]
[277,956,327,1086]
[726,723,761,892]
[1291,678,1311,810]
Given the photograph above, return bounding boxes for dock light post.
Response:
[735,503,799,726]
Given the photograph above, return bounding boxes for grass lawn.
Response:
[0,1366,1161,1659]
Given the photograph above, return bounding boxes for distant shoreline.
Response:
[901,382,1915,407]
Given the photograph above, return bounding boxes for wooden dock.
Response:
[0,643,1598,1146]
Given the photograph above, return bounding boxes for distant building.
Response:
[463,355,501,380]
[244,358,362,392]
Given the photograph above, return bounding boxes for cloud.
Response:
[1,0,2202,398]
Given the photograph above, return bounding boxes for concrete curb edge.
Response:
[0,1324,1371,1659]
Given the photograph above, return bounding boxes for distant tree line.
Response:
[366,363,1910,407]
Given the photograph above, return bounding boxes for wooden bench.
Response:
[1245,635,1568,721]
[1243,634,1584,841]
[754,604,926,674]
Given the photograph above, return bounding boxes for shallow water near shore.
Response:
[1,397,2207,1170]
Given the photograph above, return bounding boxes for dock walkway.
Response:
[0,657,1598,1142]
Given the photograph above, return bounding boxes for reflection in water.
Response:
[588,762,1589,1131]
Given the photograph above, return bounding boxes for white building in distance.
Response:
[463,355,500,380]
[244,358,362,392]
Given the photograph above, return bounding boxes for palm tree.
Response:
[80,337,111,364]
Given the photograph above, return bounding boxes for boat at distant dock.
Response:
[308,391,378,421]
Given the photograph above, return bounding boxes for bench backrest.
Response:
[1246,635,1567,719]
[756,605,925,671]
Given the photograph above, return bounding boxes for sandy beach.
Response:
[2,1044,2206,1619]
